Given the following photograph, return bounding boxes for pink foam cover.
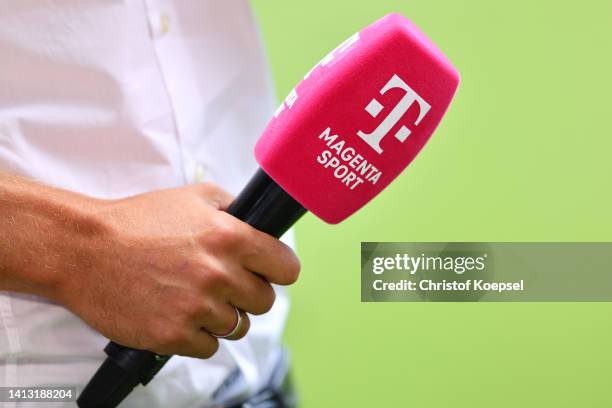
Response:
[255,13,460,223]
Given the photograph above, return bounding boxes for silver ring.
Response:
[212,307,243,339]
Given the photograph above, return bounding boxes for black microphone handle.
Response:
[77,168,306,407]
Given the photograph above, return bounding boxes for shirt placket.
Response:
[141,0,208,185]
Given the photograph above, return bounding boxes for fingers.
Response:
[182,309,249,359]
[240,230,301,286]
[179,330,220,359]
[207,309,250,341]
[196,300,251,340]
[172,304,250,359]
[231,310,250,340]
[226,267,276,315]
[191,182,300,286]
[210,212,300,285]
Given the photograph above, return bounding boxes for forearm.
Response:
[0,173,105,301]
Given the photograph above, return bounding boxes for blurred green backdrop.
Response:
[251,1,612,407]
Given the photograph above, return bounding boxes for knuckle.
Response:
[183,297,211,319]
[154,325,188,351]
[203,264,228,288]
[210,217,240,247]
[283,254,301,285]
[264,286,277,310]
[198,299,215,318]
[252,285,276,315]
[199,337,219,359]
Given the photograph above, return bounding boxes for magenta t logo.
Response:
[357,74,431,154]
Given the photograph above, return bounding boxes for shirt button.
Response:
[149,13,170,37]
[194,162,206,183]
[159,13,170,34]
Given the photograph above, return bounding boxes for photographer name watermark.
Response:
[361,243,612,302]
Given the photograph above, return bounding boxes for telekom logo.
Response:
[357,74,431,154]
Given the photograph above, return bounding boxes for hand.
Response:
[55,183,300,359]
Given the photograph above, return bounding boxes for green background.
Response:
[251,1,612,407]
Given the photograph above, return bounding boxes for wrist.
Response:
[42,194,111,306]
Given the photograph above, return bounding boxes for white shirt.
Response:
[0,1,290,407]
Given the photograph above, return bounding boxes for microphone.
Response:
[77,13,459,407]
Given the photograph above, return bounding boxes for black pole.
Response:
[77,169,306,407]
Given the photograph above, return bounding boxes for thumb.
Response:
[194,182,235,210]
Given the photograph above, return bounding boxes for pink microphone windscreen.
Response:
[255,13,460,224]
